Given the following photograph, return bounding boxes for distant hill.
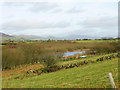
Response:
[0,32,102,42]
[0,32,13,37]
[16,35,44,40]
[16,35,63,40]
[0,33,63,41]
[63,34,100,40]
[0,32,24,42]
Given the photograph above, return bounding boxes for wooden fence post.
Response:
[108,73,116,89]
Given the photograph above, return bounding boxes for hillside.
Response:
[2,57,118,88]
[0,32,24,42]
[0,32,13,37]
[17,35,64,40]
[16,35,44,40]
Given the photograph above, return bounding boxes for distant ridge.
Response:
[16,35,63,40]
[0,32,108,41]
[0,32,24,42]
[0,32,13,37]
[16,35,44,40]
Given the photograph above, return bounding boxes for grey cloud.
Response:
[29,2,59,13]
[2,19,71,30]
[3,2,26,6]
[76,17,118,37]
[80,16,117,29]
[66,7,84,13]
[71,28,117,38]
[50,8,63,13]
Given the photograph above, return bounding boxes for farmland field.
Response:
[2,40,120,88]
[72,39,118,43]
[1,1,119,89]
[2,57,118,88]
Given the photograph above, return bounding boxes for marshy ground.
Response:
[2,39,120,88]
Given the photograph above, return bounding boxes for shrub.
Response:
[42,54,59,67]
[2,47,25,69]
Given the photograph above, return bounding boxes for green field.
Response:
[72,39,118,43]
[2,57,118,88]
[60,53,115,65]
[2,40,119,88]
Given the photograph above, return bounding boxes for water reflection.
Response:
[56,51,86,57]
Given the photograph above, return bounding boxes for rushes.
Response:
[2,40,120,70]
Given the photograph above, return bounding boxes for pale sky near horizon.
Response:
[0,1,118,38]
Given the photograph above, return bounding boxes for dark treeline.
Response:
[2,40,120,70]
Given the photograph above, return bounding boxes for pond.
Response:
[56,51,86,57]
[63,51,86,57]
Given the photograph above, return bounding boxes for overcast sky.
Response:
[0,1,118,38]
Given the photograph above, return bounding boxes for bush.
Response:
[42,54,59,67]
[2,47,25,69]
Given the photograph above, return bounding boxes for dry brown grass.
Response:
[2,64,43,77]
[2,41,120,70]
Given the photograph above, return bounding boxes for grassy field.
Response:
[2,57,118,88]
[0,45,5,46]
[2,40,119,88]
[72,39,118,43]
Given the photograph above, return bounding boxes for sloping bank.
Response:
[15,53,119,79]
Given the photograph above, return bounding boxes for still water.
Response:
[63,51,86,57]
[56,51,86,57]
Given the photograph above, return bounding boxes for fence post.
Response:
[108,73,116,89]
